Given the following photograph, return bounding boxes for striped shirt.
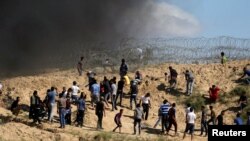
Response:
[160,103,171,115]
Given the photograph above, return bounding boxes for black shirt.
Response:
[217,114,223,125]
[11,100,19,111]
[239,95,247,102]
[170,69,178,78]
[117,80,125,91]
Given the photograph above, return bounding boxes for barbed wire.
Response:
[48,36,250,70]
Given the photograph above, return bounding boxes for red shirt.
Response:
[209,87,220,101]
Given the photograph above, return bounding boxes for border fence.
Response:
[60,36,250,70]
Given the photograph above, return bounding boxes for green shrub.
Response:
[229,86,248,96]
[94,132,112,141]
[218,92,229,104]
[185,95,205,111]
[242,105,250,123]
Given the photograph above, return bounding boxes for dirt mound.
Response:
[0,60,249,141]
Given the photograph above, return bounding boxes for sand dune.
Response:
[0,60,249,141]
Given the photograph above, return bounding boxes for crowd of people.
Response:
[6,53,250,141]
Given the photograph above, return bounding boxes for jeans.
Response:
[130,95,137,109]
[59,108,66,127]
[153,116,162,128]
[207,118,216,125]
[48,103,55,122]
[200,120,208,135]
[77,110,85,126]
[115,90,123,106]
[104,92,111,103]
[142,103,149,120]
[97,113,103,129]
[112,95,117,111]
[134,118,141,135]
[186,80,194,95]
[65,109,71,125]
[162,114,169,133]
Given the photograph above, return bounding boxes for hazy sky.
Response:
[159,0,250,38]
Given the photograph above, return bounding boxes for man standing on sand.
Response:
[96,97,105,130]
[185,70,194,95]
[119,59,128,78]
[220,52,227,64]
[130,80,139,110]
[183,107,196,141]
[200,106,208,136]
[166,103,177,136]
[207,106,216,125]
[113,109,123,133]
[91,79,100,108]
[58,94,67,128]
[160,99,171,134]
[77,56,84,76]
[111,79,118,111]
[76,92,86,127]
[217,110,225,125]
[209,85,221,102]
[139,93,151,120]
[116,77,125,107]
[11,97,20,116]
[47,87,56,123]
[134,104,144,135]
[169,66,178,89]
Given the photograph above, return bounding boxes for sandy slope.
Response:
[0,60,249,141]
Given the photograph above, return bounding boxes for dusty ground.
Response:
[0,60,249,141]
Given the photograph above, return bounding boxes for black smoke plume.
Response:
[0,0,156,77]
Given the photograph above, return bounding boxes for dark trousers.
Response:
[33,107,41,123]
[207,118,216,125]
[201,120,208,135]
[97,113,103,129]
[115,90,123,106]
[130,95,137,109]
[77,110,85,126]
[134,118,141,135]
[29,105,35,119]
[65,113,71,125]
[167,119,177,133]
[142,103,149,120]
[162,114,169,133]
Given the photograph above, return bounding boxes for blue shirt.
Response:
[234,117,243,125]
[78,98,85,111]
[245,70,250,76]
[47,91,56,104]
[160,103,171,115]
[91,83,100,96]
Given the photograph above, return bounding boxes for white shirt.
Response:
[186,107,195,114]
[187,112,196,124]
[0,83,2,90]
[111,83,117,95]
[186,107,191,114]
[72,85,79,96]
[141,96,150,104]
